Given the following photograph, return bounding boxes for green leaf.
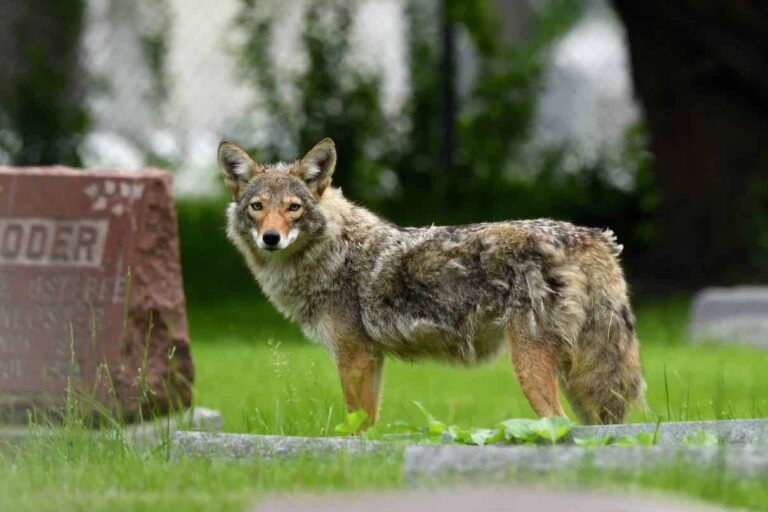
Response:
[444,426,504,446]
[468,427,504,446]
[531,416,576,444]
[361,425,383,440]
[446,424,462,441]
[682,431,719,446]
[613,432,658,446]
[334,409,368,435]
[633,432,658,446]
[573,435,612,446]
[496,418,538,443]
[382,420,421,433]
[417,435,444,445]
[413,401,447,436]
[450,427,471,444]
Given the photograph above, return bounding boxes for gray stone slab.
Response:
[126,406,223,447]
[567,418,768,445]
[251,488,730,512]
[170,423,768,481]
[690,286,768,347]
[0,406,222,446]
[169,418,768,463]
[402,444,768,479]
[170,431,394,462]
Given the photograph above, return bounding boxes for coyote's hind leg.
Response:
[506,323,566,418]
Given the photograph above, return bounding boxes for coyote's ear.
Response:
[295,138,336,197]
[218,140,261,197]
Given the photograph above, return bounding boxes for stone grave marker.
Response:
[690,286,768,348]
[0,166,194,423]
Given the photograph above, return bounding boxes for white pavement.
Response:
[251,488,731,512]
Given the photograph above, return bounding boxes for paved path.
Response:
[252,488,732,512]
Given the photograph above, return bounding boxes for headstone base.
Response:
[0,406,222,447]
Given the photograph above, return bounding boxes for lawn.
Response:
[191,296,768,433]
[2,295,768,512]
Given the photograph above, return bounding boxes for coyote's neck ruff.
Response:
[219,138,645,426]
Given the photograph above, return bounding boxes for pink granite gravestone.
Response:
[0,167,194,423]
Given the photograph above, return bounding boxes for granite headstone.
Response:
[690,287,768,348]
[0,166,194,422]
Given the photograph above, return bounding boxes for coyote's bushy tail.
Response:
[597,228,624,257]
[556,233,645,424]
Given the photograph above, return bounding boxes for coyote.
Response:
[218,138,645,425]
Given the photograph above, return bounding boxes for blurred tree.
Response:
[191,0,678,299]
[0,0,88,166]
[138,0,172,108]
[437,0,456,206]
[613,1,768,285]
[235,0,585,221]
[396,0,584,224]
[236,0,392,206]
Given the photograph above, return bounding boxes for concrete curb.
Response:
[402,443,768,479]
[0,406,223,446]
[169,418,768,479]
[567,418,768,445]
[169,431,394,462]
[170,431,768,479]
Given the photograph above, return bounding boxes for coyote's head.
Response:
[218,138,336,254]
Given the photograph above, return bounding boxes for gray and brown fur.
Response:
[218,138,646,425]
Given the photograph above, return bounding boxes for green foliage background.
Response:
[177,0,663,301]
[0,0,89,166]
[0,0,714,295]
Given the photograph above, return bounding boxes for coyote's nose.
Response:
[262,230,281,248]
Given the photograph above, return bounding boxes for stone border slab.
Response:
[567,418,768,445]
[126,406,223,446]
[170,431,393,462]
[402,444,768,479]
[690,286,768,347]
[0,406,223,446]
[169,417,768,462]
[170,430,768,480]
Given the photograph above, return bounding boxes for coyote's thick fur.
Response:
[218,138,645,425]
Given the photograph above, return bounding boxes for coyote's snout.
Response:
[219,138,646,426]
[246,194,303,252]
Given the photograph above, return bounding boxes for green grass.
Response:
[191,296,768,433]
[0,431,402,512]
[2,296,768,511]
[193,333,768,435]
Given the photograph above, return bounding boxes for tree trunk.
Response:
[0,0,87,166]
[437,0,457,207]
[613,0,768,286]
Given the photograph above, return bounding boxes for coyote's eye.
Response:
[250,201,263,211]
[288,203,302,212]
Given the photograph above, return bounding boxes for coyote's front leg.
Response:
[334,335,384,427]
